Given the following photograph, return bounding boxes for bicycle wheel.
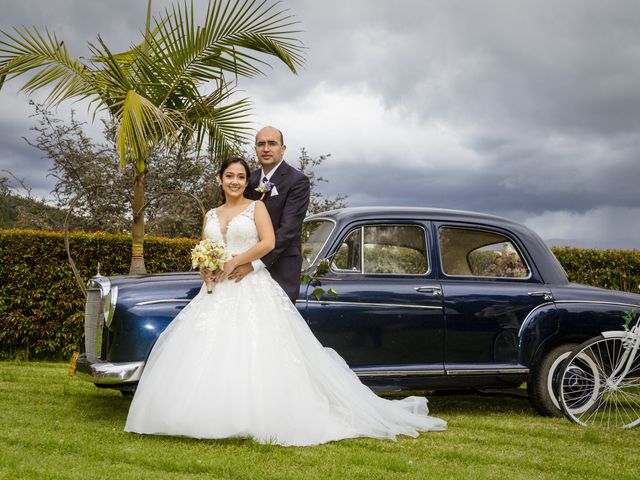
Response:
[557,334,640,428]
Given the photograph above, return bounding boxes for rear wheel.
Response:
[558,335,640,429]
[528,344,576,416]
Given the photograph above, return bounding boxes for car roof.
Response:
[306,206,569,285]
[307,206,523,227]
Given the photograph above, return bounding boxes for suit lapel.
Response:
[247,169,261,200]
[263,161,289,202]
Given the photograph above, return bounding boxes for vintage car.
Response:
[76,207,640,416]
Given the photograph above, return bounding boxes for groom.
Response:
[229,126,310,303]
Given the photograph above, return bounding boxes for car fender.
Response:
[554,301,635,341]
[108,297,191,362]
[521,300,638,366]
[517,302,559,367]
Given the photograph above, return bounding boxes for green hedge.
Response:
[0,229,196,360]
[1,230,639,360]
[551,247,640,293]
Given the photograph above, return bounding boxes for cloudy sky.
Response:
[1,0,639,248]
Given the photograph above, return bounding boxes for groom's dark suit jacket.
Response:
[247,161,310,302]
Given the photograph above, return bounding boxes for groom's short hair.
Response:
[259,125,284,145]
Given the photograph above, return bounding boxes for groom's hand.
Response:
[228,262,254,283]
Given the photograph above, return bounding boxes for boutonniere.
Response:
[255,180,275,200]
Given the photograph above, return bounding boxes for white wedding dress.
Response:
[125,201,446,446]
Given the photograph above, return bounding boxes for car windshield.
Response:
[301,219,335,270]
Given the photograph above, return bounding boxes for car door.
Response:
[303,221,445,375]
[435,224,551,375]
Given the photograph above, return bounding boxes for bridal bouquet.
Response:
[191,239,228,294]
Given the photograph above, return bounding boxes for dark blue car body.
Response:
[77,207,640,416]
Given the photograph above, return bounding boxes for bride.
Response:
[124,157,447,446]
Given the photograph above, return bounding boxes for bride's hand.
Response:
[223,257,239,276]
[199,268,213,283]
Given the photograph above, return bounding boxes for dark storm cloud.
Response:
[1,0,639,247]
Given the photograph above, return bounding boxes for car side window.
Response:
[364,225,428,274]
[332,225,428,275]
[439,226,529,278]
[332,228,362,272]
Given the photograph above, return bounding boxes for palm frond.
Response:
[0,26,95,105]
[203,100,254,160]
[147,0,304,107]
[115,89,182,169]
[181,86,253,160]
[1,0,304,170]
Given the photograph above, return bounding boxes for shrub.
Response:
[1,230,638,360]
[551,247,640,293]
[0,229,195,360]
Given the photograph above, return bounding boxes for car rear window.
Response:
[438,226,529,278]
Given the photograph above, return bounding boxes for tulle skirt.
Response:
[124,269,446,446]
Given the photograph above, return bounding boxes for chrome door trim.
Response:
[135,299,191,306]
[353,368,529,377]
[306,299,443,310]
[355,369,446,377]
[553,299,640,308]
[445,368,529,376]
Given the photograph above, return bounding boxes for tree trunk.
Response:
[129,170,147,274]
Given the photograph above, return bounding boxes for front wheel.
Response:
[558,335,640,429]
[528,344,576,416]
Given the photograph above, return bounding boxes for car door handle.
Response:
[528,291,553,301]
[415,286,442,297]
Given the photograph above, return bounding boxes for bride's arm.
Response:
[223,202,275,272]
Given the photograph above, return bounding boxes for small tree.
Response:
[0,0,304,273]
[23,107,347,238]
[296,148,348,215]
[26,103,221,237]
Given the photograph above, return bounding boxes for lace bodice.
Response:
[203,201,259,255]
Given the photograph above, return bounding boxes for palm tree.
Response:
[0,0,304,273]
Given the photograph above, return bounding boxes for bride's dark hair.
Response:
[218,156,251,180]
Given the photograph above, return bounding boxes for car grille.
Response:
[83,285,103,361]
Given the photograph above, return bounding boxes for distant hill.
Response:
[0,194,83,231]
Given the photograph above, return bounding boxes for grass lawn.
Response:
[1,362,639,479]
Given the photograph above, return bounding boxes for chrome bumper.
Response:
[75,353,144,384]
